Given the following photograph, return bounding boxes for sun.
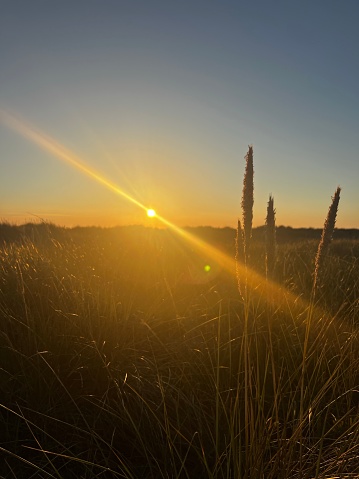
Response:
[147,209,156,218]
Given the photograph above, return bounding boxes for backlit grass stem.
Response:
[313,186,341,292]
[235,218,245,298]
[265,195,276,279]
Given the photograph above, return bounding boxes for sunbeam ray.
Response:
[0,109,147,213]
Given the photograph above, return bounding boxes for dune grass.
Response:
[0,224,358,478]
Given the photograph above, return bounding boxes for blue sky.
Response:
[1,0,358,227]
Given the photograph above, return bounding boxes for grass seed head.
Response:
[241,145,254,264]
[265,195,276,278]
[314,186,341,291]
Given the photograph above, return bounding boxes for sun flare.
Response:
[147,209,156,218]
[0,109,332,328]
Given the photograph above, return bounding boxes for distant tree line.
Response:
[0,222,358,246]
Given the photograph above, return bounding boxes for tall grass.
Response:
[241,145,254,266]
[236,145,254,299]
[235,219,245,298]
[265,195,276,279]
[314,186,341,293]
[0,224,357,478]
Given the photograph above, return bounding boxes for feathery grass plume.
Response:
[235,218,245,297]
[265,195,276,279]
[313,186,341,292]
[241,145,254,264]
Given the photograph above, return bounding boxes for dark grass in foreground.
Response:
[0,225,358,478]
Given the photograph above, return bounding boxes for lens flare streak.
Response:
[0,109,147,213]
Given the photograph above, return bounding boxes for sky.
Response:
[0,0,358,229]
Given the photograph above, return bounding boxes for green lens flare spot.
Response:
[204,264,211,272]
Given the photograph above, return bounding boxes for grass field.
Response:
[0,223,358,478]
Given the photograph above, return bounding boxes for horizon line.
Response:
[1,220,359,232]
